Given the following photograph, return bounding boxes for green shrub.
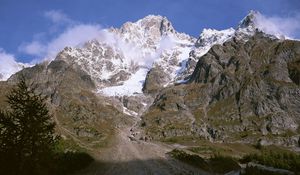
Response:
[241,150,300,173]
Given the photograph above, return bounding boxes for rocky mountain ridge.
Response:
[42,11,274,97]
[141,32,300,146]
[0,11,299,148]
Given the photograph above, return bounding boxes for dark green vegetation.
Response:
[242,167,293,175]
[168,149,240,174]
[169,145,300,175]
[241,147,300,174]
[0,76,93,175]
[51,141,94,175]
[168,149,211,171]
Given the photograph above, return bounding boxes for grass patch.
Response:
[161,136,198,144]
[188,145,227,157]
[187,142,258,158]
[168,149,211,171]
[55,137,86,152]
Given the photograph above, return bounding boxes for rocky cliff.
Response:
[141,33,300,146]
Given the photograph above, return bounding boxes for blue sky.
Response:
[0,0,300,63]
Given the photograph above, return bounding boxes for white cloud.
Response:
[20,24,104,60]
[19,23,179,67]
[20,9,178,65]
[18,41,46,56]
[0,49,23,81]
[45,24,103,59]
[19,9,108,61]
[44,10,73,24]
[255,13,300,39]
[142,35,176,66]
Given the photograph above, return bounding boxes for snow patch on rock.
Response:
[99,68,148,96]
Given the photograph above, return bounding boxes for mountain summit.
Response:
[238,10,260,29]
[0,11,290,83]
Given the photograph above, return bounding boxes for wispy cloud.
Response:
[18,41,45,56]
[18,10,180,67]
[0,48,23,81]
[20,24,103,60]
[19,10,104,61]
[255,12,300,39]
[44,10,73,24]
[45,24,103,59]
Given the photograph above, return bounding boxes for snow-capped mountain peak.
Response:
[55,11,288,97]
[114,15,194,53]
[238,10,260,29]
[192,10,287,61]
[237,10,286,39]
[53,15,196,96]
[128,15,175,36]
[195,28,235,50]
[2,11,287,95]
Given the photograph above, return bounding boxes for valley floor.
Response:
[74,125,210,175]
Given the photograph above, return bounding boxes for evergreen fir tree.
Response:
[0,75,57,175]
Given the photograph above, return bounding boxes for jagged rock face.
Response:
[143,66,170,94]
[56,41,130,88]
[117,15,176,46]
[115,15,194,50]
[141,33,300,146]
[238,10,258,29]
